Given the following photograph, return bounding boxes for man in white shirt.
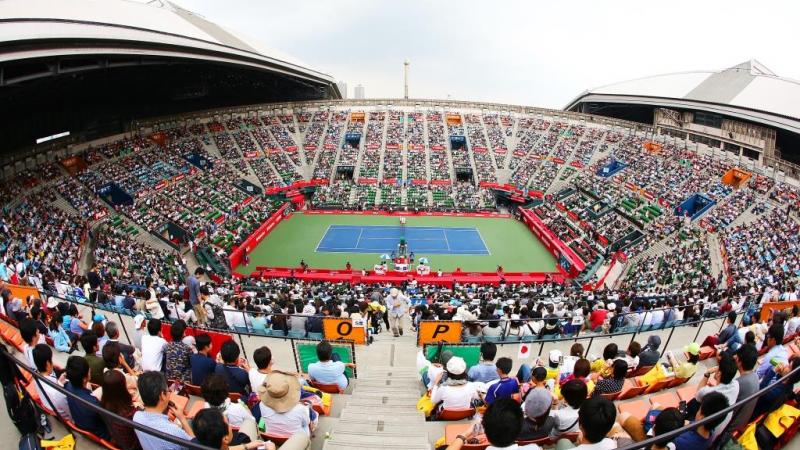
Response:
[140,319,167,372]
[31,344,72,420]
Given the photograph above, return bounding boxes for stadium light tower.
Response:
[404,60,410,99]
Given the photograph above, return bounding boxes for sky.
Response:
[172,0,800,109]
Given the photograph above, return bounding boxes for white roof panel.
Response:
[730,76,800,120]
[592,72,712,99]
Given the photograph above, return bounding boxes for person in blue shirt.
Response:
[468,342,499,383]
[757,323,789,379]
[133,371,194,450]
[484,357,519,404]
[64,355,110,439]
[672,392,729,450]
[191,333,218,386]
[214,340,251,396]
[308,341,356,390]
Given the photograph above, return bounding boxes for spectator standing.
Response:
[386,287,409,337]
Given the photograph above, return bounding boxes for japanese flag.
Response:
[518,343,531,359]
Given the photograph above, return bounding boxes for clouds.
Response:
[173,0,800,108]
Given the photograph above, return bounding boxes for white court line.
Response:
[474,228,492,256]
[355,227,364,250]
[442,228,451,252]
[314,224,333,253]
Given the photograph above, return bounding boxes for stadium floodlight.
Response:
[36,131,70,144]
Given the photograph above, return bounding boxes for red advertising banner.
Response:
[229,203,290,269]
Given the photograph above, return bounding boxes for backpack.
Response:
[3,382,40,435]
[18,433,42,450]
[207,303,228,330]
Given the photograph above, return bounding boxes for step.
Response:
[344,398,421,410]
[352,385,424,396]
[327,430,430,447]
[349,391,422,402]
[332,419,432,435]
[324,442,430,450]
[340,410,425,424]
[355,378,421,389]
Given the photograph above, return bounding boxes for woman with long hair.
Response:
[47,311,72,353]
[100,370,142,450]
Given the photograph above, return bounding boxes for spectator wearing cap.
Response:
[132,315,147,350]
[666,342,700,379]
[386,287,409,337]
[423,350,453,389]
[517,350,562,384]
[484,357,519,404]
[252,371,315,436]
[518,387,555,441]
[637,336,661,368]
[430,356,479,411]
[468,342,499,383]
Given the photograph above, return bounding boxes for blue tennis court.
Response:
[315,225,490,255]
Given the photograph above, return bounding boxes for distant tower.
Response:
[404,60,410,99]
[337,81,348,99]
[354,84,365,99]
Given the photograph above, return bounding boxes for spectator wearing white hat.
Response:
[431,356,479,411]
[386,287,409,337]
[132,314,147,351]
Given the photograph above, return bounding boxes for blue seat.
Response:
[307,332,323,340]
[504,335,520,342]
[288,330,306,339]
[464,336,481,344]
[234,326,249,334]
[483,336,501,343]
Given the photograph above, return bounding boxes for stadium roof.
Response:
[565,60,800,133]
[0,0,338,92]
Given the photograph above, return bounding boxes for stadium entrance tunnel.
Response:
[344,132,362,148]
[455,167,474,183]
[336,166,356,181]
[450,135,467,150]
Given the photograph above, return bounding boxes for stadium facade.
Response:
[0,0,340,159]
[565,60,800,178]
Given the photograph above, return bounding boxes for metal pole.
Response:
[693,319,705,343]
[116,311,133,346]
[661,325,677,358]
[584,337,595,356]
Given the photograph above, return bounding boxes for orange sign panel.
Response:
[323,317,367,345]
[417,321,463,346]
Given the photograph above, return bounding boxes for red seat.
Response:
[632,365,654,377]
[309,380,343,394]
[617,379,646,400]
[649,392,680,410]
[437,407,476,421]
[667,377,689,388]
[698,346,716,361]
[183,383,202,396]
[643,377,674,394]
[600,390,621,401]
[676,384,699,402]
[618,400,649,421]
[259,432,291,446]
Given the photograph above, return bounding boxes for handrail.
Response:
[2,347,219,450]
[419,299,755,356]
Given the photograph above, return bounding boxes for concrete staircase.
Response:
[320,334,432,450]
[706,232,724,283]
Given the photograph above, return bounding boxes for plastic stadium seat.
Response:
[633,365,655,377]
[617,379,646,400]
[259,432,290,446]
[234,326,249,333]
[309,381,343,394]
[698,346,716,360]
[642,377,674,394]
[649,392,680,409]
[617,400,649,421]
[185,400,205,419]
[307,332,323,340]
[169,392,189,414]
[184,383,202,396]
[288,330,306,339]
[464,336,481,344]
[677,384,699,402]
[667,377,689,388]
[483,336,501,343]
[600,390,621,401]
[437,407,476,421]
[504,335,520,342]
